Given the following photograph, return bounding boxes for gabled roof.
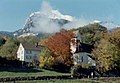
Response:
[21,43,41,51]
[75,42,94,53]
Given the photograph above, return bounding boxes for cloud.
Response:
[63,18,90,29]
[30,1,60,33]
[29,1,90,33]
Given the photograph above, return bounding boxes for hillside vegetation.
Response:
[0,23,120,74]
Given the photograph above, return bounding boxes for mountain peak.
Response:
[29,10,73,21]
[50,10,73,21]
[93,20,101,23]
[91,20,119,30]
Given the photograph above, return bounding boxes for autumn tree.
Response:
[41,29,75,68]
[109,28,120,47]
[92,29,120,72]
[92,39,118,72]
[108,28,120,69]
[39,47,54,68]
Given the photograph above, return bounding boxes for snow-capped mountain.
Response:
[30,10,73,21]
[92,20,119,30]
[13,9,73,37]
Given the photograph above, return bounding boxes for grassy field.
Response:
[3,78,120,83]
[0,69,70,78]
[13,79,98,83]
[0,68,120,83]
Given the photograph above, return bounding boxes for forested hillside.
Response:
[1,23,120,74]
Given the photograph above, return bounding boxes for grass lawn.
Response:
[3,79,99,83]
[3,78,119,83]
[9,78,120,83]
[0,69,70,78]
[0,68,120,83]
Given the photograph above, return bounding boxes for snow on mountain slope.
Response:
[14,1,92,37]
[14,1,119,38]
[14,4,74,37]
[91,20,119,30]
[18,33,37,38]
[49,10,73,21]
[14,9,72,37]
[25,10,71,31]
[30,10,73,21]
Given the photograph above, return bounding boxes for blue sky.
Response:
[0,0,120,32]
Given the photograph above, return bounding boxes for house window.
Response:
[33,55,37,59]
[26,55,32,59]
[26,50,32,54]
[29,56,32,59]
[21,56,23,59]
[20,47,22,50]
[26,55,29,59]
[81,56,83,62]
[21,51,23,54]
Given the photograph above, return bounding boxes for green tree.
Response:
[79,23,107,45]
[0,36,6,46]
[18,36,39,45]
[0,38,19,59]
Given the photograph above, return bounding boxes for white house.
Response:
[70,31,96,66]
[17,43,41,63]
[72,52,96,66]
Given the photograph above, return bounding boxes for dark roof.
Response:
[75,43,94,53]
[87,54,95,60]
[21,43,41,51]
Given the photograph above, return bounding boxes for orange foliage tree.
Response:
[42,29,75,66]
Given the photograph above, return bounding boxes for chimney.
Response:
[36,42,39,47]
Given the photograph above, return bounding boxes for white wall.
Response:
[73,52,96,66]
[24,50,40,62]
[17,43,40,63]
[70,38,77,54]
[17,43,25,61]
